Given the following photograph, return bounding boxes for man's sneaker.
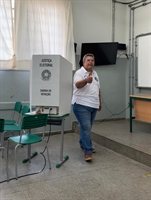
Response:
[84,153,93,161]
[80,146,96,153]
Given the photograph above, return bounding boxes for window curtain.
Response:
[15,0,75,69]
[0,0,15,69]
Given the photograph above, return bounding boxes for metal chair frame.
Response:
[0,119,9,181]
[7,114,51,179]
[0,105,30,158]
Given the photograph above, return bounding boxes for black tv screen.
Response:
[80,42,118,66]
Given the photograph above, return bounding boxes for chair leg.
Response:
[14,144,20,180]
[6,140,10,182]
[1,146,9,182]
[0,133,1,146]
[7,139,9,162]
[28,144,31,163]
[4,147,9,181]
[1,133,5,158]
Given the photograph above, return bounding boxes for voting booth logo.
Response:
[41,70,51,81]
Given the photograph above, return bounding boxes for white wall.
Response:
[125,2,151,117]
[125,2,151,51]
[71,0,151,121]
[114,3,127,43]
[72,0,151,55]
[134,5,151,36]
[1,1,151,131]
[125,3,151,89]
[72,0,126,55]
[71,0,128,125]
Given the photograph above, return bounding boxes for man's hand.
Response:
[86,72,93,83]
[98,104,102,111]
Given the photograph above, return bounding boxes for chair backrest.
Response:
[21,114,48,130]
[0,119,4,132]
[10,101,22,120]
[14,102,22,113]
[19,104,30,125]
[21,105,30,116]
[17,105,30,125]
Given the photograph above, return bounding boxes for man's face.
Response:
[83,56,95,70]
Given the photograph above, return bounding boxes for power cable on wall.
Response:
[117,51,130,59]
[98,96,129,124]
[117,53,133,59]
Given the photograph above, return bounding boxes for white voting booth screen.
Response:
[30,55,72,115]
[138,35,151,88]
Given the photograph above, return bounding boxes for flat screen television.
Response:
[80,42,118,66]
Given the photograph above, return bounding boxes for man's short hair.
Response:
[82,53,95,63]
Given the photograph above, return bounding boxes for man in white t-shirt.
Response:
[71,53,102,161]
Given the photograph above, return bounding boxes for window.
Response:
[0,0,13,61]
[0,0,75,70]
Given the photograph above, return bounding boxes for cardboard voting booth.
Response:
[30,55,72,115]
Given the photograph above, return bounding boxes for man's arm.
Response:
[98,89,102,111]
[75,78,87,89]
[75,72,92,89]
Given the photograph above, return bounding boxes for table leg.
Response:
[130,97,132,132]
[56,118,69,168]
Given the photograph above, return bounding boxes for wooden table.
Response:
[129,94,151,132]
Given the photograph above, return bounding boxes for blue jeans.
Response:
[72,103,97,154]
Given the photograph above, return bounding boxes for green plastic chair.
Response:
[0,119,9,181]
[4,101,22,125]
[0,105,30,157]
[17,104,30,124]
[7,113,51,179]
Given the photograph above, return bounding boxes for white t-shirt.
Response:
[71,67,100,109]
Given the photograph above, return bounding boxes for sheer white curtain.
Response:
[15,0,75,69]
[0,0,14,69]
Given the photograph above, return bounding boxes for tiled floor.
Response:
[91,119,151,154]
[0,127,151,200]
